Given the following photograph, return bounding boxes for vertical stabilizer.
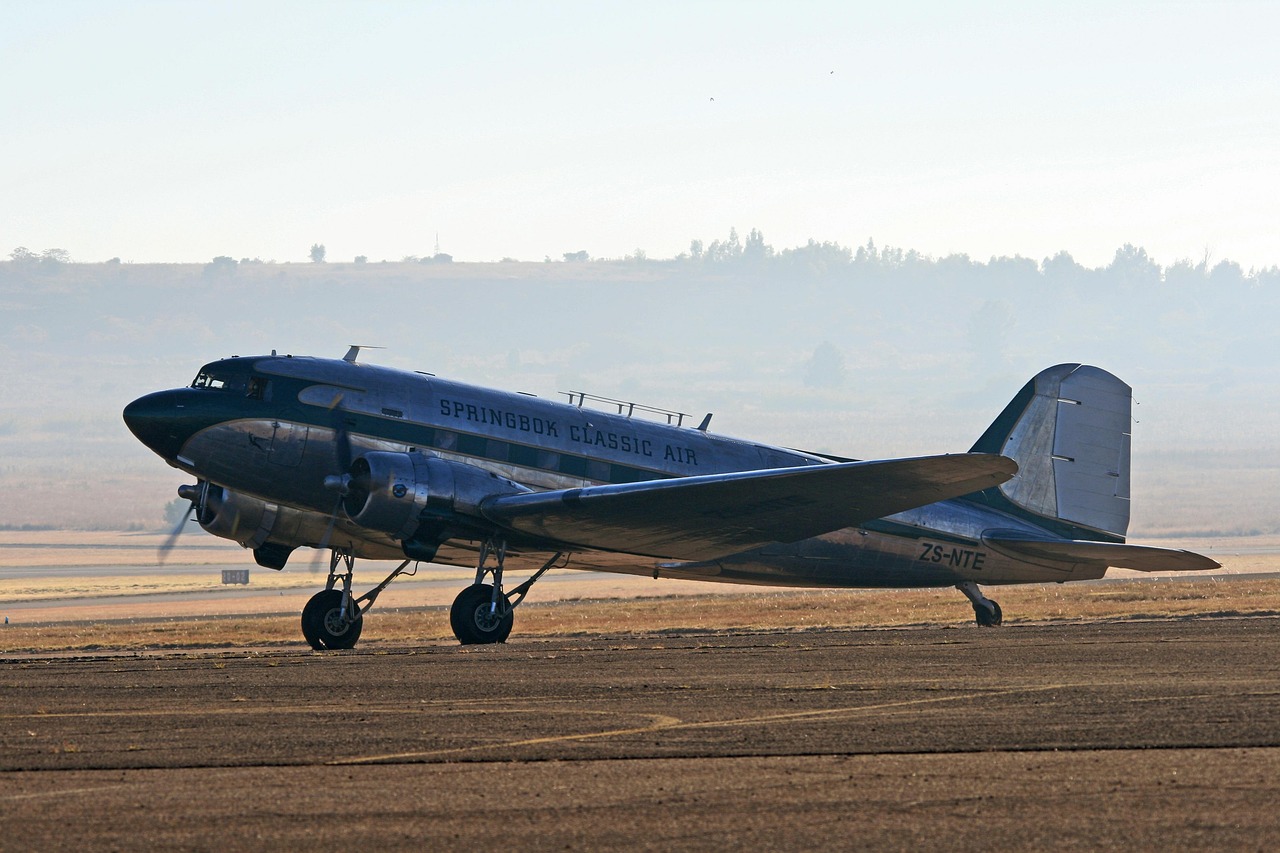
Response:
[971,364,1131,539]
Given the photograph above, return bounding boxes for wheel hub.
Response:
[323,608,352,636]
[472,604,504,632]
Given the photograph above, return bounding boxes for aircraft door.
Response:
[268,422,308,467]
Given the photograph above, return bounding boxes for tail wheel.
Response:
[974,600,1003,627]
[450,583,513,645]
[302,589,363,650]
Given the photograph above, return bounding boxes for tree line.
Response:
[8,231,1278,289]
[519,228,1278,288]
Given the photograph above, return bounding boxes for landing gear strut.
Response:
[301,550,416,650]
[957,581,1003,627]
[449,541,565,645]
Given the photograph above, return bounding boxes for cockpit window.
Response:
[191,371,247,393]
[246,377,269,400]
[192,371,223,390]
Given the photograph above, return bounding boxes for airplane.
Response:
[122,349,1219,649]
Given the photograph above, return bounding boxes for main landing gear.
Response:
[450,541,566,645]
[300,542,567,650]
[301,550,416,650]
[957,581,1003,627]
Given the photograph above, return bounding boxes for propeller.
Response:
[158,482,204,566]
[312,396,358,571]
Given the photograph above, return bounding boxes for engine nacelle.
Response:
[340,451,529,540]
[194,482,299,554]
[188,479,405,566]
[197,482,275,546]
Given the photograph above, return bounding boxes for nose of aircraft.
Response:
[123,390,193,461]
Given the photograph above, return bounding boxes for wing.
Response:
[984,536,1221,572]
[482,453,1016,562]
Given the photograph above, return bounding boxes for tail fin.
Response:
[971,364,1131,540]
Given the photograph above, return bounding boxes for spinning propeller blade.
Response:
[157,499,195,566]
[313,399,356,571]
[332,404,353,473]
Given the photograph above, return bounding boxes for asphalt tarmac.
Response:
[4,618,1280,851]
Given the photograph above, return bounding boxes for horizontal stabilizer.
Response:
[482,453,1016,562]
[984,535,1220,572]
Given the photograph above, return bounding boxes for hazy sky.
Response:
[3,1,1277,268]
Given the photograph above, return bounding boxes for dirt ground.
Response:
[4,531,1280,849]
[3,619,1280,851]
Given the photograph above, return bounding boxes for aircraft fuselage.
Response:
[124,353,1104,589]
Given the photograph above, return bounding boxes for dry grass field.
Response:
[2,530,1279,654]
[5,577,1280,654]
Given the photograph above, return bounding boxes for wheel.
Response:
[301,589,363,650]
[974,599,1003,627]
[450,584,514,645]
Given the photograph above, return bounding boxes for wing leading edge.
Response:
[481,453,1017,562]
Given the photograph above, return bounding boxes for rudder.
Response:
[971,364,1131,539]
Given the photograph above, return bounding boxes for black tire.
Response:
[974,599,1003,627]
[450,584,513,645]
[300,602,324,650]
[301,589,363,650]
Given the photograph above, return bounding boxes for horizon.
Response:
[6,235,1277,273]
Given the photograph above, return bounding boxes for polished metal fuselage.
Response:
[127,354,1102,587]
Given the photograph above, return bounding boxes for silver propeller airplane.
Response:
[123,349,1218,649]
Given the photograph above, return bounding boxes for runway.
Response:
[4,618,1280,850]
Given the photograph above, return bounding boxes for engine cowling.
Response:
[339,451,529,540]
[196,482,275,546]
[194,482,303,557]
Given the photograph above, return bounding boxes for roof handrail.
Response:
[562,391,691,427]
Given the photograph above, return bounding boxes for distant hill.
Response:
[1,250,1276,536]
